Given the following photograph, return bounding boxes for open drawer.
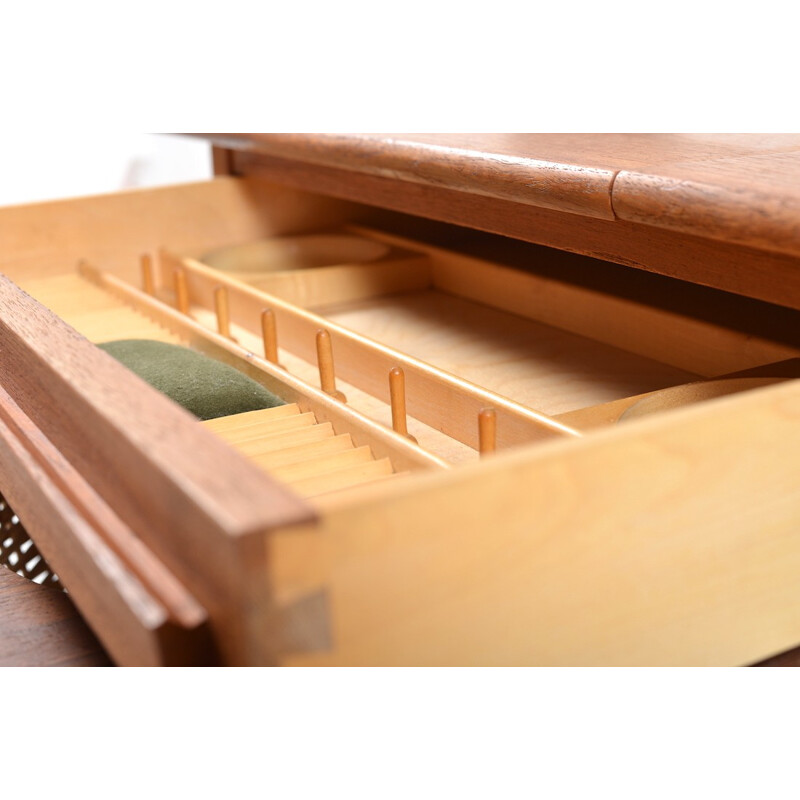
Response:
[3,164,800,666]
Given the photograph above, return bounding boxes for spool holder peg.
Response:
[173,269,190,315]
[389,367,418,443]
[261,308,284,368]
[213,285,234,340]
[140,253,155,296]
[478,408,497,457]
[316,329,346,402]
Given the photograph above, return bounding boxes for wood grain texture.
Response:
[320,290,697,415]
[229,143,800,311]
[226,257,432,310]
[7,138,800,666]
[613,151,800,257]
[0,377,208,631]
[556,377,787,431]
[160,251,579,449]
[753,645,800,667]
[353,225,800,378]
[0,274,316,664]
[204,406,404,500]
[204,133,800,224]
[273,378,800,666]
[80,260,447,473]
[0,389,210,666]
[204,133,621,219]
[0,565,111,667]
[0,176,369,287]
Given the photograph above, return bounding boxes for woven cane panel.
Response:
[0,491,61,588]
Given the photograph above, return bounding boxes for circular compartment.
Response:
[201,234,390,274]
[618,377,786,422]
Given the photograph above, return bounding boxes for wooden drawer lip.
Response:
[203,133,618,220]
[612,151,800,259]
[210,134,800,261]
[0,385,212,666]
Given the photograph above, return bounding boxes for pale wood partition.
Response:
[269,377,800,666]
[0,177,372,287]
[348,225,800,378]
[156,250,580,451]
[78,261,447,474]
[229,256,433,309]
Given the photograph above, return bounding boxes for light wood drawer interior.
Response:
[3,175,800,666]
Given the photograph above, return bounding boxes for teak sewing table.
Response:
[3,133,800,666]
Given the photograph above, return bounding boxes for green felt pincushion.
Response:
[98,339,285,421]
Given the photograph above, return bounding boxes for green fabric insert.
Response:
[98,339,285,421]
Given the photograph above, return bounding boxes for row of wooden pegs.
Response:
[141,254,498,457]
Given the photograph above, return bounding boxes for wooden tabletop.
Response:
[0,565,111,666]
[206,133,800,259]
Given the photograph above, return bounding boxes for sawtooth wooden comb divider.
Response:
[1,257,447,666]
[77,261,445,479]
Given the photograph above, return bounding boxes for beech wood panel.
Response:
[320,291,698,415]
[0,176,368,286]
[0,566,111,667]
[272,378,800,666]
[229,149,800,311]
[353,226,800,377]
[232,257,433,309]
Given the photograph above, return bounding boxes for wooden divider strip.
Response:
[159,251,580,450]
[79,261,448,472]
[228,257,432,310]
[347,224,800,378]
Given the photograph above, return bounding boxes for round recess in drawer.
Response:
[201,233,389,274]
[619,377,787,422]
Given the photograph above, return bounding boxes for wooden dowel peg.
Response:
[316,329,346,402]
[140,253,155,296]
[173,269,190,315]
[478,408,497,457]
[261,308,279,364]
[214,285,232,338]
[389,367,417,443]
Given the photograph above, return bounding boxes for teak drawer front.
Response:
[2,175,800,666]
[0,269,315,665]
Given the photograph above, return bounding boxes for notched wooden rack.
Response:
[4,149,800,666]
[150,224,800,463]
